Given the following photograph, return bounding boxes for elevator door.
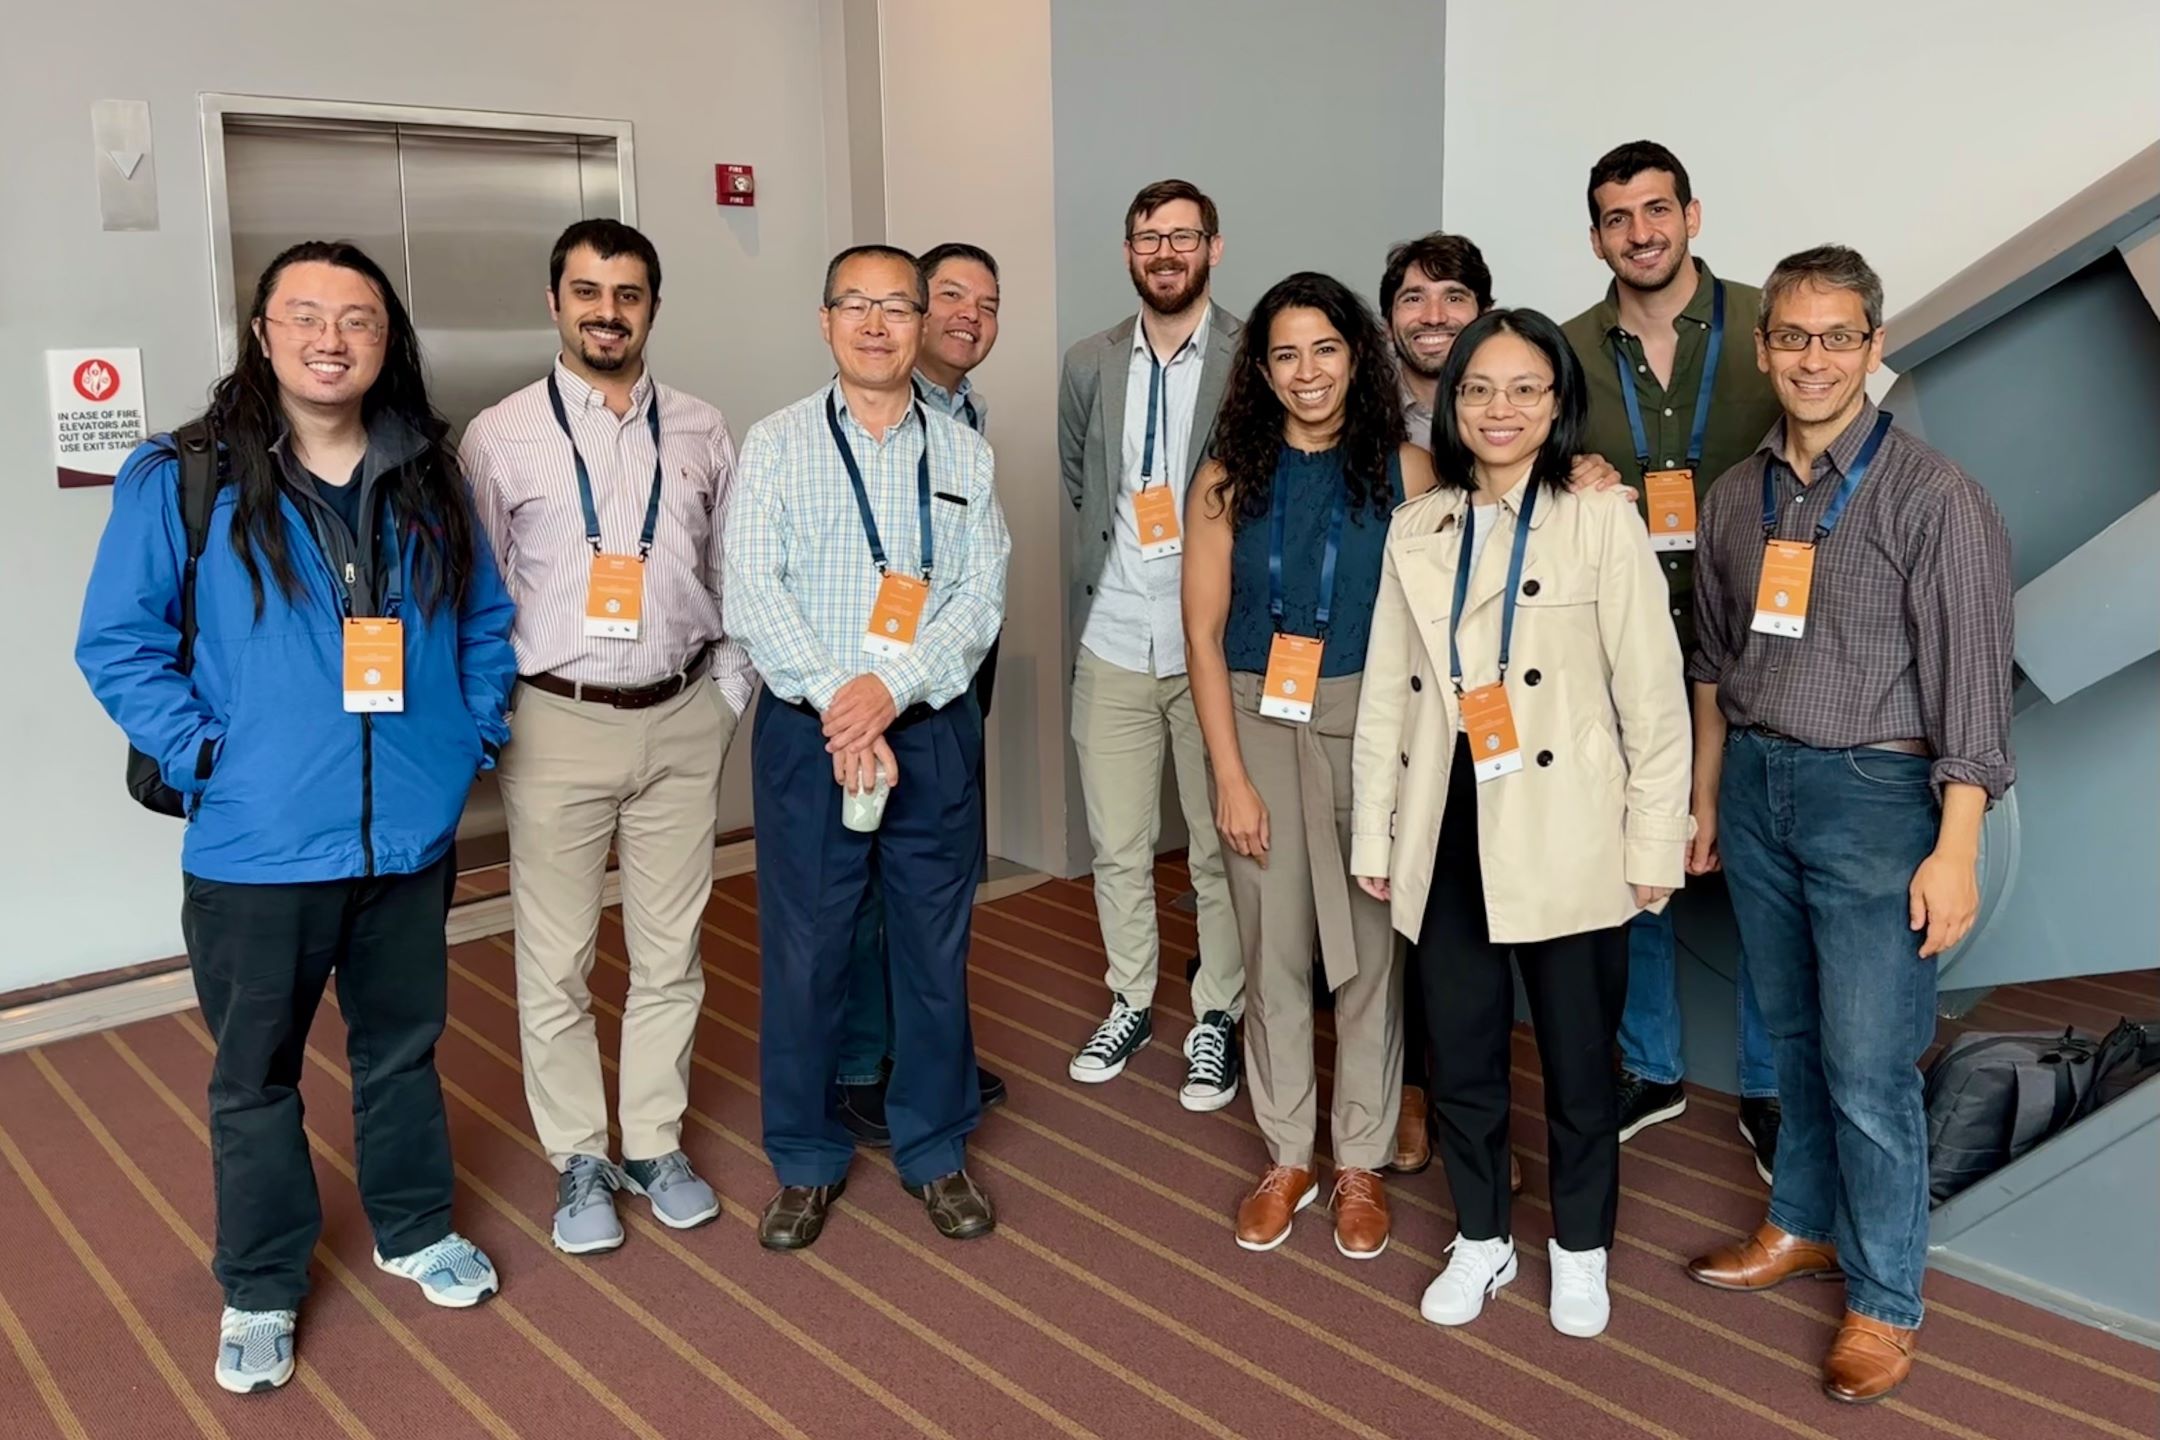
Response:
[210,104,634,862]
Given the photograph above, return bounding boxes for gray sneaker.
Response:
[623,1151,721,1229]
[215,1307,296,1394]
[552,1153,625,1254]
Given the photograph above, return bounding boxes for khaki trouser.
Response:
[497,679,736,1168]
[1071,646,1244,1021]
[1224,671,1402,1171]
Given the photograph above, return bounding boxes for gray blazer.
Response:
[1057,308,1244,648]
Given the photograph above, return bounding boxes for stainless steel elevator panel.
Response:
[223,121,409,330]
[400,130,598,430]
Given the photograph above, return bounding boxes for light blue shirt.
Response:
[1080,305,1213,678]
[913,370,988,437]
[725,381,1009,711]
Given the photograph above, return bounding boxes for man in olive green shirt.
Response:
[1561,140,1784,1177]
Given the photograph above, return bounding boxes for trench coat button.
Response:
[1536,750,1555,767]
[1524,669,1541,686]
[1401,752,1410,768]
[1521,579,1541,597]
[1085,584,1094,595]
[1102,530,1111,541]
[1410,674,1423,692]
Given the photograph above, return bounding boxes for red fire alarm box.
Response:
[716,164,755,207]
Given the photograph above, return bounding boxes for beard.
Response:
[1129,255,1211,316]
[1622,242,1689,292]
[576,323,636,372]
[1393,327,1457,379]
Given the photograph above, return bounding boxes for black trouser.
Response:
[972,633,1000,882]
[184,853,457,1310]
[1416,735,1629,1251]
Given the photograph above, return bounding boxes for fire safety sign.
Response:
[49,348,146,488]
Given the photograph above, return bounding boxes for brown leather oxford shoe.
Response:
[1822,1310,1917,1403]
[1687,1221,1840,1291]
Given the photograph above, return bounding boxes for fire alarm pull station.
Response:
[716,164,755,207]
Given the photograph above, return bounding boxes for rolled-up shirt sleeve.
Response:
[1913,476,2016,799]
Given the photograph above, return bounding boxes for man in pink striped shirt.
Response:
[462,220,754,1257]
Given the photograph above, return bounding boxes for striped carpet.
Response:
[2,859,2154,1440]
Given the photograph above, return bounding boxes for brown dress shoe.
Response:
[1687,1221,1840,1291]
[1331,1168,1391,1260]
[1235,1164,1318,1252]
[758,1180,846,1251]
[1390,1088,1432,1174]
[1822,1310,1917,1403]
[915,1170,996,1240]
[1509,1149,1523,1195]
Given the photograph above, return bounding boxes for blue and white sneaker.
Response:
[373,1232,499,1308]
[215,1307,296,1394]
[552,1153,626,1254]
[623,1151,721,1229]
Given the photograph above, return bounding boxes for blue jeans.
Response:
[1717,729,1941,1329]
[1619,908,1779,1098]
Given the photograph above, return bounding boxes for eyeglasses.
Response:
[826,295,924,324]
[1126,228,1211,256]
[267,313,386,343]
[1759,325,1875,353]
[1455,380,1554,409]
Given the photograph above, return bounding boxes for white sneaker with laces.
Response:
[1547,1239,1611,1338]
[214,1307,296,1394]
[1420,1234,1516,1327]
[373,1232,499,1308]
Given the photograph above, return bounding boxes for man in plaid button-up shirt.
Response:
[725,244,1010,1252]
[1683,246,2014,1406]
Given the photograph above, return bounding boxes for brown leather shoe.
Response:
[914,1170,996,1240]
[758,1180,846,1251]
[1822,1310,1917,1404]
[1509,1149,1523,1195]
[1390,1088,1432,1174]
[1687,1221,1840,1291]
[1235,1164,1318,1252]
[1331,1167,1391,1260]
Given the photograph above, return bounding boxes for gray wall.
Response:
[1047,0,1448,866]
[2,0,839,991]
[1050,0,1449,348]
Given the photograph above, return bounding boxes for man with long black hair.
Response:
[78,240,518,1394]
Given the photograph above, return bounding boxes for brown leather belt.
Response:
[520,646,710,710]
[1744,725,1930,758]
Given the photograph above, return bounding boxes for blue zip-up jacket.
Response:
[76,415,518,884]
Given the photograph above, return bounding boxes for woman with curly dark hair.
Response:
[1182,271,1435,1262]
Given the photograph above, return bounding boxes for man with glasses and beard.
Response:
[462,219,756,1258]
[1562,142,1787,1181]
[1058,179,1247,1112]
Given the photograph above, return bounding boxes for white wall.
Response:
[1443,1,2160,351]
[877,0,1070,876]
[2,0,838,991]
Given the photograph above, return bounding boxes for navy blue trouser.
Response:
[755,692,983,1188]
[835,636,998,1084]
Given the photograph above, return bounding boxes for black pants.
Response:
[1417,735,1629,1251]
[184,853,457,1310]
[972,633,1000,882]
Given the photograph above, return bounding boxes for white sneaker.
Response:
[373,1232,499,1308]
[214,1307,296,1394]
[1547,1239,1611,1338]
[1420,1234,1516,1326]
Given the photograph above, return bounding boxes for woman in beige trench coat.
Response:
[1350,308,1691,1341]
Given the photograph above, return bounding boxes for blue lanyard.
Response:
[826,390,934,583]
[1141,350,1165,484]
[1762,409,1892,543]
[1612,280,1724,472]
[1448,483,1539,689]
[546,372,665,558]
[1267,459,1350,637]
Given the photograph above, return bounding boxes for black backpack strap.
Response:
[170,420,219,675]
